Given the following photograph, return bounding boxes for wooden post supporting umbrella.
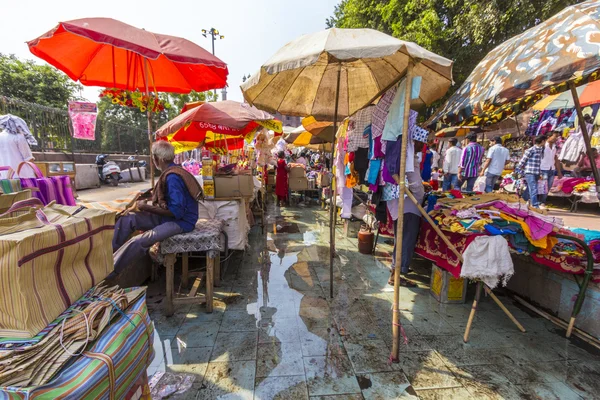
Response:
[28,18,228,186]
[241,27,453,361]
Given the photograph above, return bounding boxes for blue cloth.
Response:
[161,163,199,232]
[382,77,421,141]
[570,228,600,242]
[484,224,517,235]
[367,159,381,185]
[426,194,438,213]
[421,151,433,181]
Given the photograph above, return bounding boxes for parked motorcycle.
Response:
[95,154,121,186]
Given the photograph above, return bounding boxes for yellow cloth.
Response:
[537,236,559,255]
[500,212,548,249]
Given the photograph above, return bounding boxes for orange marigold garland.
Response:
[100,89,169,113]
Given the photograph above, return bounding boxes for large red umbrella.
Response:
[28,18,229,184]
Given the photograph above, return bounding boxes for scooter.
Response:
[95,154,121,186]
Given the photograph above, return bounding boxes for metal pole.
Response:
[143,58,156,187]
[391,61,413,362]
[569,82,600,199]
[329,64,342,299]
[211,30,217,100]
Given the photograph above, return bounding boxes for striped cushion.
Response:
[0,204,115,338]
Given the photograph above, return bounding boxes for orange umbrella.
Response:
[27,18,228,93]
[28,18,229,184]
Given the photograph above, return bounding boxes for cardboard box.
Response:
[289,177,309,191]
[289,167,306,178]
[214,175,253,198]
[430,264,467,304]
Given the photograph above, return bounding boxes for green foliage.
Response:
[327,0,582,96]
[0,54,83,108]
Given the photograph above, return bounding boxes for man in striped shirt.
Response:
[458,133,484,191]
[517,135,546,208]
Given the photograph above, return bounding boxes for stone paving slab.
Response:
[147,205,600,399]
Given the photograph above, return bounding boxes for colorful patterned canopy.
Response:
[429,0,600,129]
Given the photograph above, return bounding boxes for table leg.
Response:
[206,256,214,313]
[165,254,176,317]
[182,252,189,288]
[464,281,483,343]
[214,253,221,287]
[484,286,526,333]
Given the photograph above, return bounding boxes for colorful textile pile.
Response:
[416,192,600,283]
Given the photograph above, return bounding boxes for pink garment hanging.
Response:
[68,102,97,141]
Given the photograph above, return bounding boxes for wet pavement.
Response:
[146,202,600,399]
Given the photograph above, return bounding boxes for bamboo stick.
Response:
[329,64,342,299]
[464,281,483,342]
[391,62,413,362]
[513,295,600,350]
[143,58,155,188]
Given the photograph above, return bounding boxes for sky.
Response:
[2,0,339,103]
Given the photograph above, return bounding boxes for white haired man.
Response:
[112,141,202,273]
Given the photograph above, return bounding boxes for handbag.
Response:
[0,167,22,194]
[13,162,76,206]
[0,199,115,338]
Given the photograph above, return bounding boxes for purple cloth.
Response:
[372,136,385,159]
[477,200,554,241]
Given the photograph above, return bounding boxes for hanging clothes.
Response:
[354,147,369,184]
[371,86,398,139]
[559,132,586,164]
[347,106,374,152]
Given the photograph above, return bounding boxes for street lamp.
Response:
[202,28,225,99]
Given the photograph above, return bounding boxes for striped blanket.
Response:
[0,203,115,338]
[78,191,147,215]
[0,291,154,399]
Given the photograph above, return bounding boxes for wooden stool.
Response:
[157,219,225,316]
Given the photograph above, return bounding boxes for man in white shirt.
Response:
[442,138,461,191]
[539,131,563,207]
[479,137,510,192]
[296,152,308,166]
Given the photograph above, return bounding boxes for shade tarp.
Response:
[28,18,228,93]
[241,28,453,121]
[429,0,600,128]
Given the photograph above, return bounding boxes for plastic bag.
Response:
[473,176,487,192]
[537,178,548,195]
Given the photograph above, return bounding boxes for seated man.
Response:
[575,148,600,177]
[113,141,202,273]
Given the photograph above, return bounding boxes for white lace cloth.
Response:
[461,235,514,289]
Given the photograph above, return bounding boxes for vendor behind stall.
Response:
[112,141,202,273]
[575,147,600,177]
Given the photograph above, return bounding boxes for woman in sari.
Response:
[275,151,289,206]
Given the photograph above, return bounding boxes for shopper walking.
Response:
[517,136,546,208]
[442,138,461,191]
[539,131,563,206]
[458,133,484,191]
[479,136,510,192]
[275,151,289,206]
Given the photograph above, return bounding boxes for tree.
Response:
[327,0,582,102]
[0,54,83,108]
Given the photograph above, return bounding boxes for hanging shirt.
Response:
[443,146,462,174]
[540,143,557,171]
[486,144,510,175]
[459,142,484,178]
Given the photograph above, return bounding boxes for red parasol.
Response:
[28,18,229,184]
[27,18,228,93]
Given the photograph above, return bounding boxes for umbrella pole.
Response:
[143,58,156,188]
[569,82,600,197]
[329,64,342,299]
[391,62,413,362]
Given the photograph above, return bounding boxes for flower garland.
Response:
[99,88,169,113]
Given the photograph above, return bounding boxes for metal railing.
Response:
[0,96,149,155]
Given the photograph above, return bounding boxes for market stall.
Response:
[242,27,454,362]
